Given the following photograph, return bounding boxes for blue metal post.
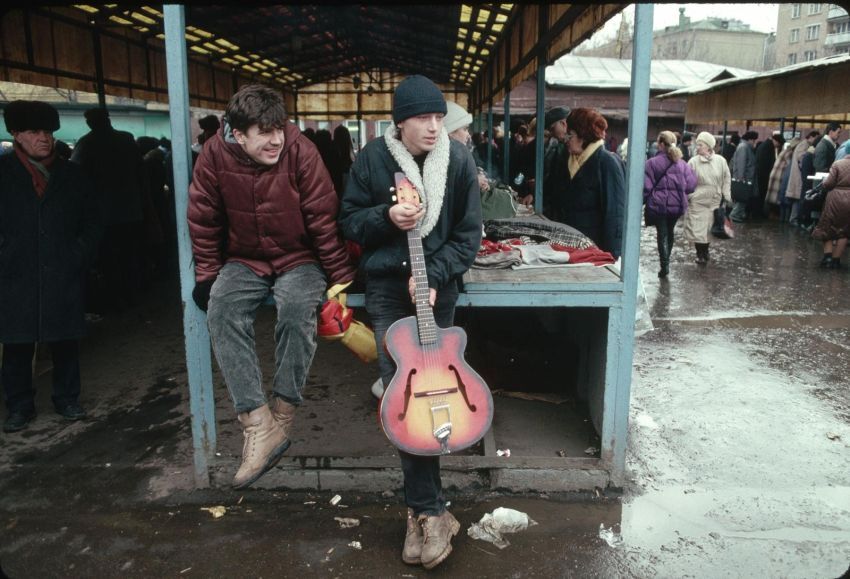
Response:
[603,3,653,485]
[503,90,510,184]
[487,104,494,176]
[163,4,217,488]
[534,64,545,215]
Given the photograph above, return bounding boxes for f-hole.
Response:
[398,368,416,421]
[448,365,476,411]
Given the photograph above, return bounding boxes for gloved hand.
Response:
[192,279,215,312]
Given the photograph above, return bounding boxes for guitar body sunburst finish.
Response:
[380,316,493,456]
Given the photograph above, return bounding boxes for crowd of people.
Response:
[2,79,849,571]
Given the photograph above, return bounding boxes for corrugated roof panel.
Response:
[546,55,755,91]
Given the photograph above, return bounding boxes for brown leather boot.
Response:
[232,404,290,490]
[402,508,423,565]
[269,396,296,439]
[419,510,461,570]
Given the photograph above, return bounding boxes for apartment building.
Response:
[775,3,850,67]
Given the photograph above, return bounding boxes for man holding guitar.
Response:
[340,75,484,569]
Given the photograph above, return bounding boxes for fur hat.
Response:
[3,100,60,133]
[695,131,716,149]
[544,106,570,129]
[392,75,446,125]
[443,101,472,134]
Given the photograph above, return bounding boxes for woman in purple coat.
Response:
[644,131,697,277]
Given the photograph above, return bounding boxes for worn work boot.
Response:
[402,508,423,565]
[232,404,290,490]
[269,396,296,439]
[419,510,461,570]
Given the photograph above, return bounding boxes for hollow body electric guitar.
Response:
[380,172,493,456]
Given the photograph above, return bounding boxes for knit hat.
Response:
[443,101,472,134]
[695,131,716,149]
[392,75,447,125]
[3,100,60,133]
[544,106,570,129]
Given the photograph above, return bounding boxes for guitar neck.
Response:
[407,226,437,345]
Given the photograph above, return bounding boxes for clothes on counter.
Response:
[483,215,594,249]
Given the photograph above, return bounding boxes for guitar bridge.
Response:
[430,403,452,455]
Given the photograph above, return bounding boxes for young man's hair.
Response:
[806,130,821,139]
[226,84,287,133]
[826,121,841,133]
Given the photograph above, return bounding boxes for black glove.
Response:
[192,279,215,312]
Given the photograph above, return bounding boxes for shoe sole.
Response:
[402,554,421,565]
[421,519,461,570]
[232,438,291,490]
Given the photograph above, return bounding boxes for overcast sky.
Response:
[586,3,780,46]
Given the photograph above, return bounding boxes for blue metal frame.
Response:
[602,3,652,484]
[163,4,653,488]
[163,4,216,488]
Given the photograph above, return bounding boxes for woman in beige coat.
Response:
[684,132,732,264]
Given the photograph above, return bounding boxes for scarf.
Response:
[383,124,450,238]
[14,142,56,198]
[568,139,604,179]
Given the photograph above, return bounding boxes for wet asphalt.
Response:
[1,218,849,578]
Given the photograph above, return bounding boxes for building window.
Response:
[807,3,823,15]
[804,50,817,61]
[788,53,798,64]
[682,39,689,53]
[791,4,801,18]
[806,24,821,40]
[790,28,800,43]
[834,21,850,34]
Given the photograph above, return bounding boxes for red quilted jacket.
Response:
[188,123,355,285]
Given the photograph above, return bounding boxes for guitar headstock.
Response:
[393,172,420,206]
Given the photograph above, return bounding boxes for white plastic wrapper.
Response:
[467,507,538,549]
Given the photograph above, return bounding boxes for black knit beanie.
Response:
[4,100,60,133]
[392,75,447,125]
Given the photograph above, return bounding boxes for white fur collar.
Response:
[383,124,450,237]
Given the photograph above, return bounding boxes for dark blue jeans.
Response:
[1,340,81,415]
[366,275,459,516]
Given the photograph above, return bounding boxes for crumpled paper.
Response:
[467,507,538,549]
[598,523,623,547]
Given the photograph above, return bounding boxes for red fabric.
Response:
[552,244,616,265]
[188,123,356,284]
[14,143,56,198]
[477,239,515,256]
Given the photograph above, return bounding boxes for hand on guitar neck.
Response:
[388,201,424,231]
[408,276,436,307]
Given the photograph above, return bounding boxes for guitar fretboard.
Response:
[407,225,437,345]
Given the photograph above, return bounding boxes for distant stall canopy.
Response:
[658,54,850,125]
[0,3,625,119]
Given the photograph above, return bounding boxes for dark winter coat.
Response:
[544,146,626,258]
[187,122,356,285]
[339,135,482,290]
[71,126,145,226]
[643,151,697,222]
[813,136,836,174]
[0,154,102,343]
[755,139,777,199]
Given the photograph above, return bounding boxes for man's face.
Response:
[829,128,841,140]
[398,113,443,156]
[233,124,285,165]
[550,119,568,142]
[13,130,55,161]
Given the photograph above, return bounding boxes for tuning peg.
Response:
[391,195,397,202]
[389,187,396,192]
